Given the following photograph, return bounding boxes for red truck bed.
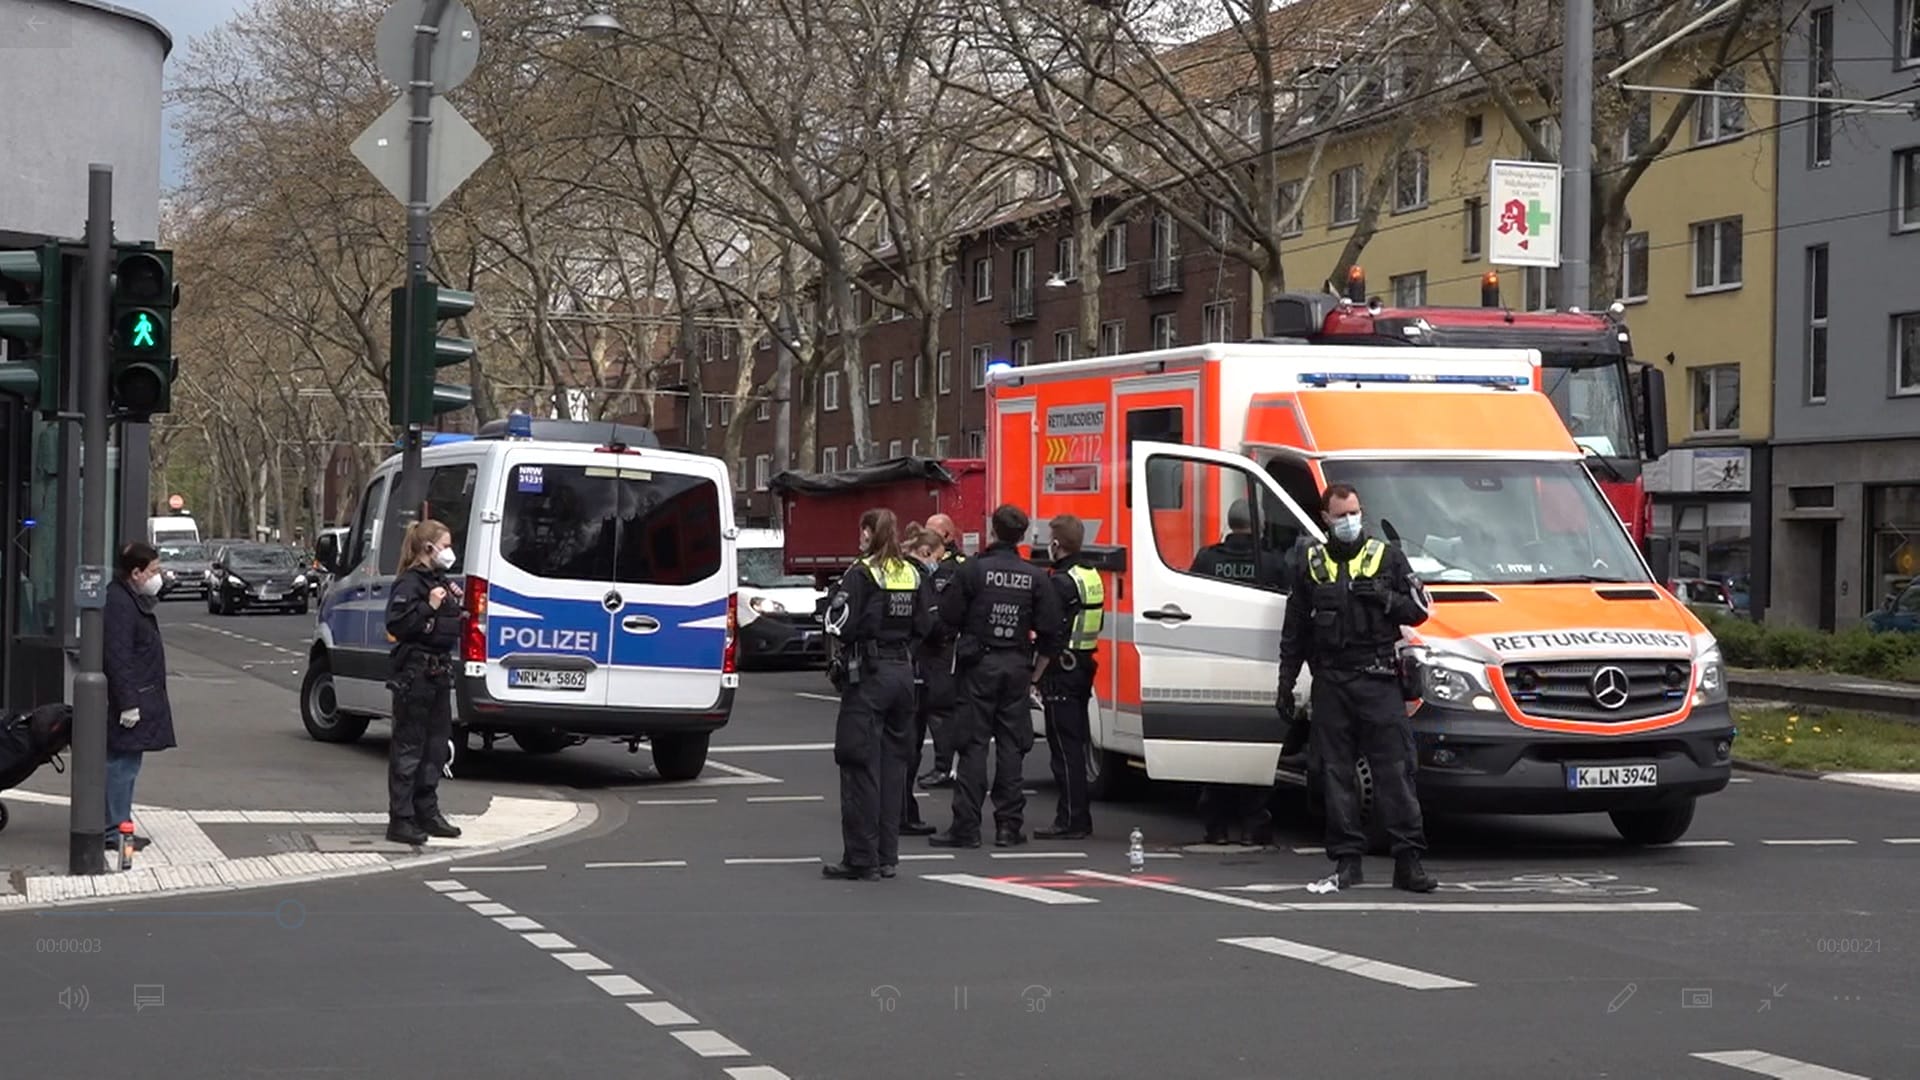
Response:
[771,457,988,581]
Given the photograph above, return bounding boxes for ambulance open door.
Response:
[1126,441,1322,786]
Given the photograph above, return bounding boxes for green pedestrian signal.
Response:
[109,245,177,418]
[389,280,476,428]
[0,244,66,413]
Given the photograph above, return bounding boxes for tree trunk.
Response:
[1076,209,1102,351]
[1328,126,1416,289]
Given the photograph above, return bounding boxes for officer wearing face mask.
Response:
[1276,483,1437,894]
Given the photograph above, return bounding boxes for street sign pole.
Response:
[70,164,113,875]
[1560,0,1594,309]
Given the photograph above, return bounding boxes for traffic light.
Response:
[388,279,475,428]
[110,244,177,418]
[0,244,64,412]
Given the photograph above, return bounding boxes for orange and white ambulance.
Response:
[987,342,1734,844]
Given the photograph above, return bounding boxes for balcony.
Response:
[1005,283,1036,323]
[1144,255,1183,295]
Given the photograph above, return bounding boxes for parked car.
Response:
[156,542,213,600]
[1669,577,1735,619]
[735,528,827,668]
[1866,580,1920,634]
[207,544,315,615]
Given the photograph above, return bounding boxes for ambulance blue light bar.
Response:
[1296,371,1532,388]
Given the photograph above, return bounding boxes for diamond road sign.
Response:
[1487,159,1562,269]
[351,95,494,210]
[375,0,481,92]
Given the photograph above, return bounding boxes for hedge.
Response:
[1700,612,1920,684]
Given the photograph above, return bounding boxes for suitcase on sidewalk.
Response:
[0,703,73,833]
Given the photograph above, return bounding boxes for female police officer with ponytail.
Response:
[382,519,466,847]
[821,509,936,881]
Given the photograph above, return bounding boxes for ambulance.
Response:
[987,342,1734,845]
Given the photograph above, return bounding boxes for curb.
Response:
[1733,758,1920,791]
[1731,759,1826,781]
[0,797,600,915]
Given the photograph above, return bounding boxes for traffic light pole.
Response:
[70,164,113,875]
[1559,0,1594,310]
[384,0,453,567]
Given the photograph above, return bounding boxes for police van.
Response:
[300,416,739,780]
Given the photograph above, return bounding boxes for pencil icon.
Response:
[1607,983,1638,1013]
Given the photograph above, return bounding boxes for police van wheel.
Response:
[650,732,709,781]
[0,800,10,833]
[1609,799,1696,846]
[301,656,370,744]
[512,731,573,755]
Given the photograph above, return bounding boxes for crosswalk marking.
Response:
[1760,839,1856,846]
[629,1001,697,1026]
[1691,1049,1872,1079]
[675,1031,751,1058]
[1220,936,1475,990]
[1068,870,1696,913]
[587,974,652,997]
[922,873,1099,905]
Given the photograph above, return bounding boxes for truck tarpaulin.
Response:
[773,457,988,580]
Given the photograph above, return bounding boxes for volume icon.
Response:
[57,985,91,1011]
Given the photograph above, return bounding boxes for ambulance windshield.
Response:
[1318,458,1649,585]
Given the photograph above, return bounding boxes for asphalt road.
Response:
[2,603,1914,1078]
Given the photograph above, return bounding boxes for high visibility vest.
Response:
[1307,539,1386,584]
[1064,564,1105,651]
[859,556,920,591]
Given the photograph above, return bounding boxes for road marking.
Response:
[675,1031,751,1058]
[897,853,955,861]
[1071,870,1281,911]
[1673,840,1736,847]
[1760,839,1857,846]
[1728,777,1754,784]
[704,760,783,784]
[711,742,835,753]
[1883,838,1920,845]
[522,932,574,950]
[425,880,466,892]
[745,795,825,803]
[1690,1049,1871,1079]
[444,890,489,903]
[634,798,719,806]
[554,952,611,972]
[726,1069,794,1080]
[494,916,543,931]
[989,851,1087,859]
[1220,936,1475,991]
[585,860,688,869]
[587,974,652,997]
[1292,846,1325,855]
[452,864,546,873]
[629,1001,697,1027]
[922,873,1099,905]
[794,692,840,703]
[724,857,820,866]
[1068,871,1696,913]
[469,902,515,917]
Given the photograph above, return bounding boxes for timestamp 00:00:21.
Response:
[1814,939,1882,954]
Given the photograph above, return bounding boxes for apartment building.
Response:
[1767,1,1920,630]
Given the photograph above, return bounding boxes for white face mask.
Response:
[433,546,457,570]
[138,572,164,597]
[1329,512,1364,543]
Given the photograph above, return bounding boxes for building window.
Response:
[1099,320,1124,356]
[1622,93,1652,157]
[937,350,952,394]
[887,439,902,458]
[1620,232,1650,302]
[1691,217,1743,291]
[1279,179,1304,236]
[1203,301,1233,342]
[734,458,747,491]
[966,430,985,457]
[1389,272,1426,306]
[1151,313,1177,349]
[1330,165,1363,226]
[1895,313,1920,395]
[1809,7,1834,167]
[1103,222,1128,271]
[1011,246,1035,318]
[1694,69,1748,144]
[890,358,906,401]
[1528,117,1560,161]
[1690,364,1742,434]
[1898,149,1920,231]
[1523,267,1556,311]
[1053,328,1077,362]
[1393,149,1429,212]
[972,256,992,301]
[719,399,734,426]
[911,438,922,457]
[913,354,925,397]
[970,344,990,388]
[1138,214,1170,274]
[866,361,881,405]
[822,370,841,411]
[1055,235,1078,281]
[1464,113,1484,145]
[1463,198,1483,259]
[1012,338,1032,367]
[1904,0,1920,64]
[1807,245,1828,403]
[1037,168,1061,197]
[1209,204,1232,243]
[941,265,956,309]
[822,446,838,472]
[935,435,950,457]
[846,444,855,467]
[756,398,770,422]
[753,454,771,491]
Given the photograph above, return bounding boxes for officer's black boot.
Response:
[822,862,881,881]
[1394,853,1438,893]
[928,830,980,849]
[994,826,1027,848]
[420,812,463,839]
[386,817,429,846]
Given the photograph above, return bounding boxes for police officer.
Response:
[1188,499,1285,588]
[931,504,1064,849]
[1036,514,1102,840]
[822,509,936,881]
[895,527,945,838]
[913,514,966,790]
[1276,483,1437,893]
[383,520,465,847]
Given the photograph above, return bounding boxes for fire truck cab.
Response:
[987,342,1732,845]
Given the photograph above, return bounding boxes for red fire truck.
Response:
[1263,267,1669,551]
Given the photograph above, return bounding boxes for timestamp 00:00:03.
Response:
[36,938,104,953]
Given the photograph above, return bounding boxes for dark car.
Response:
[207,544,315,615]
[1866,580,1920,635]
[156,541,214,600]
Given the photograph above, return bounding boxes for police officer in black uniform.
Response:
[1188,499,1286,587]
[895,526,946,837]
[931,505,1064,849]
[1036,514,1102,840]
[822,509,936,881]
[1276,483,1437,893]
[383,520,466,847]
[912,515,967,790]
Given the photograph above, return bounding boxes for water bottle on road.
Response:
[1128,828,1145,873]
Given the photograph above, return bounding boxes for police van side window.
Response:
[421,464,478,572]
[1125,407,1185,509]
[347,476,386,574]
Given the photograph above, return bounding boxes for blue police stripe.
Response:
[488,585,727,672]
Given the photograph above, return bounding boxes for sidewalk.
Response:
[1729,667,1920,721]
[2,643,595,911]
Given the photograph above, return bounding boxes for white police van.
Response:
[299,417,739,780]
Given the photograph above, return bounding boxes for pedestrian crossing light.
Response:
[110,245,177,418]
[0,244,65,413]
[389,280,476,428]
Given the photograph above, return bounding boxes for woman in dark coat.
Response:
[104,540,178,850]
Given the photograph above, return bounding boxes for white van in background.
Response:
[735,528,827,668]
[148,515,200,547]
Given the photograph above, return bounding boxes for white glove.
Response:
[118,709,140,728]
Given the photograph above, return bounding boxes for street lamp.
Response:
[577,10,623,36]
